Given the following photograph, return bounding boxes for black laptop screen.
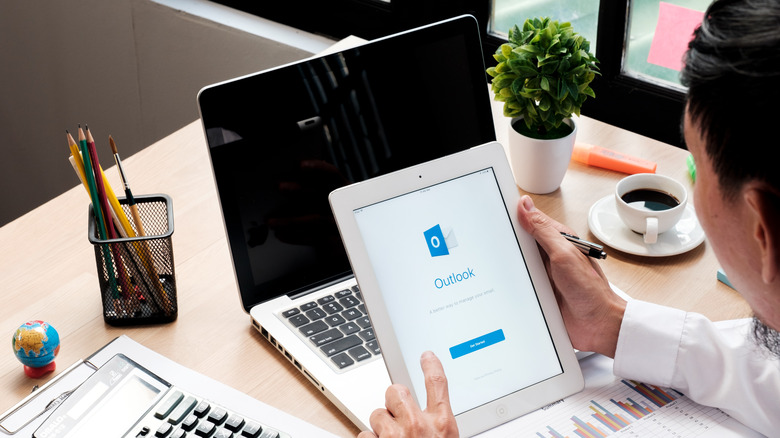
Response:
[198,15,496,312]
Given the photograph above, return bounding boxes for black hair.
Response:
[681,0,780,199]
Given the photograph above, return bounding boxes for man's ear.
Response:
[744,187,780,284]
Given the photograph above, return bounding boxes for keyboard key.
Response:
[317,295,335,305]
[348,345,372,362]
[324,314,346,327]
[322,302,344,314]
[171,429,187,438]
[351,285,360,293]
[338,322,360,335]
[320,335,362,356]
[331,352,354,369]
[339,295,360,308]
[358,304,367,314]
[356,316,372,329]
[299,319,328,336]
[335,289,352,298]
[300,301,317,311]
[287,314,310,327]
[305,308,327,320]
[341,308,361,320]
[281,308,299,318]
[310,328,343,346]
[366,340,381,355]
[359,328,375,342]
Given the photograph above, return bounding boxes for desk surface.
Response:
[0,114,751,437]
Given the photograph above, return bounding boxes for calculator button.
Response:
[195,421,216,437]
[156,422,174,437]
[194,401,211,417]
[155,391,185,419]
[224,415,245,432]
[207,407,229,425]
[181,414,199,431]
[240,422,262,437]
[169,396,198,424]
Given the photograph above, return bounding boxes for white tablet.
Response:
[328,141,584,436]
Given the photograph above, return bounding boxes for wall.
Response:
[0,0,332,226]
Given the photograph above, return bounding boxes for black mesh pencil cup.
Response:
[88,194,178,326]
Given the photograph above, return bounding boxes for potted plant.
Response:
[487,17,599,193]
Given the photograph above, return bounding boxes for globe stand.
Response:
[23,361,56,378]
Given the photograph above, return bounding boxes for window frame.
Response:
[211,0,687,148]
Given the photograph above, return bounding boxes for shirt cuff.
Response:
[613,300,686,387]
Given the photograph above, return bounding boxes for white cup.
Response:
[615,174,688,244]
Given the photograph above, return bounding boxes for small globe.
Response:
[12,320,60,369]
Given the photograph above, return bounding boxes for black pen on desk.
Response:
[109,136,146,236]
[561,232,607,259]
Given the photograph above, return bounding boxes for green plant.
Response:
[487,18,599,139]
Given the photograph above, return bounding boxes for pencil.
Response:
[77,126,108,240]
[108,135,173,315]
[87,126,136,302]
[68,131,133,238]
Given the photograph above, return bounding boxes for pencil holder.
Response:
[88,194,177,326]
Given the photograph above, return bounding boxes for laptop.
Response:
[196,15,496,430]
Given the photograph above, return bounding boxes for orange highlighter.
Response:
[572,143,657,174]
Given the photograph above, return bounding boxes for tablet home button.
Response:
[496,405,507,416]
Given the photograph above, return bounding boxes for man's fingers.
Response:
[368,407,395,436]
[420,351,453,414]
[516,195,576,257]
[383,384,419,423]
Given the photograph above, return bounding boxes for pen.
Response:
[561,232,607,259]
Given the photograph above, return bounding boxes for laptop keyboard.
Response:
[281,285,381,371]
[129,388,290,438]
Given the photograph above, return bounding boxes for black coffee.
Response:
[621,189,680,211]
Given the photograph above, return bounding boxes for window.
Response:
[212,0,708,148]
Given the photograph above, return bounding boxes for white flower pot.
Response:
[506,118,577,194]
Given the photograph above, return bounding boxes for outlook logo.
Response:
[424,224,458,257]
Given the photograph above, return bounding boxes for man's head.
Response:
[681,0,780,351]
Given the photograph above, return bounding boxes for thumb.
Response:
[516,195,572,256]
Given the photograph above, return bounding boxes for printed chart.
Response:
[531,379,727,437]
[479,354,760,438]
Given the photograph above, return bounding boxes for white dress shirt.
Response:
[613,300,779,437]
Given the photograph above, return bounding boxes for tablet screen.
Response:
[352,167,563,415]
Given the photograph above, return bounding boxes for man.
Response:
[358,0,780,436]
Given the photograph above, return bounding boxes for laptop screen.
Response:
[198,15,496,311]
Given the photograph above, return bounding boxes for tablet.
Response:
[328,141,584,436]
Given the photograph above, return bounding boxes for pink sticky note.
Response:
[647,2,705,71]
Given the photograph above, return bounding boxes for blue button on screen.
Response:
[449,329,505,359]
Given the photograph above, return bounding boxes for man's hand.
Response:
[516,195,626,357]
[357,351,458,438]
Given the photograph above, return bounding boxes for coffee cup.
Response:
[615,174,687,244]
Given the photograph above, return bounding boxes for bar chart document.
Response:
[477,353,764,437]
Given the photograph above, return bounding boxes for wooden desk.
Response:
[0,115,751,438]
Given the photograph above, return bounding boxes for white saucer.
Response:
[588,195,705,257]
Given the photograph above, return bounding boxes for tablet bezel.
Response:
[328,141,583,436]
